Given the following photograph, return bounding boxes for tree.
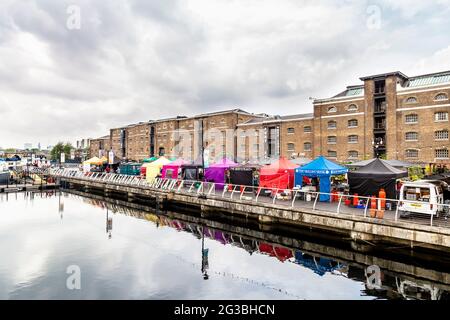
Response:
[50,142,73,161]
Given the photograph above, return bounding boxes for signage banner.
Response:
[108,151,114,165]
[60,153,65,163]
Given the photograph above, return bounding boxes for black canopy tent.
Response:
[229,163,262,186]
[348,158,408,200]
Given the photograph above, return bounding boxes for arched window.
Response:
[434,93,448,101]
[405,97,418,104]
[327,120,337,129]
[287,143,295,151]
[348,150,358,159]
[348,119,358,128]
[405,114,418,124]
[347,104,358,111]
[435,112,449,122]
[327,136,337,144]
[327,150,337,158]
[327,106,337,113]
[405,132,419,141]
[435,130,449,140]
[304,142,312,151]
[406,149,419,158]
[348,135,358,143]
[304,126,312,133]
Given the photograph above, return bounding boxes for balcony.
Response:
[374,106,386,114]
[374,123,386,132]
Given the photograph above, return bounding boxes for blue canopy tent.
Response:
[295,156,348,202]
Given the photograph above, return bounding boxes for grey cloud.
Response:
[0,0,449,148]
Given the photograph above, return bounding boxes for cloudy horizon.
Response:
[1,0,450,149]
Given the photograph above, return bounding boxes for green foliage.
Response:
[408,166,424,181]
[50,142,73,161]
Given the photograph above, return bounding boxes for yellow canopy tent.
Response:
[100,156,108,164]
[145,156,172,183]
[83,157,104,165]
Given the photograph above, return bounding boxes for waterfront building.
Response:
[89,70,450,165]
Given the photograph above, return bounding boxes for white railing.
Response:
[50,169,450,228]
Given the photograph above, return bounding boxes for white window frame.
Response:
[327,121,337,129]
[405,149,419,158]
[405,132,419,142]
[405,96,418,104]
[327,136,337,144]
[434,93,448,101]
[348,135,358,143]
[303,142,312,152]
[348,119,358,128]
[435,130,449,140]
[348,151,358,159]
[327,106,337,113]
[347,104,358,112]
[405,114,418,124]
[434,112,448,122]
[435,149,449,159]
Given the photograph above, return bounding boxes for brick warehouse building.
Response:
[89,70,450,165]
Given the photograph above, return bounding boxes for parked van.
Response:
[398,180,449,218]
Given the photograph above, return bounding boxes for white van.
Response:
[398,180,448,218]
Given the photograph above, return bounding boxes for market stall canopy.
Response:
[348,158,408,199]
[295,156,348,176]
[347,158,417,169]
[83,157,104,165]
[204,158,238,188]
[259,157,298,190]
[145,156,172,182]
[161,158,190,179]
[295,156,348,202]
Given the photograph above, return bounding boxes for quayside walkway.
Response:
[50,169,450,252]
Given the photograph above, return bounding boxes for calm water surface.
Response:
[0,191,448,300]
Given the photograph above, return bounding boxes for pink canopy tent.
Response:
[161,159,190,179]
[204,158,238,189]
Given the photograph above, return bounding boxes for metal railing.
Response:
[50,168,450,228]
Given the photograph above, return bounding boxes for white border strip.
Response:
[397,104,450,112]
[321,112,365,119]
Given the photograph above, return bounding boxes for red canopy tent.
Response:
[259,157,298,190]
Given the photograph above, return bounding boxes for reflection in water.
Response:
[0,191,449,300]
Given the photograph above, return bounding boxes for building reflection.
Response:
[77,194,450,301]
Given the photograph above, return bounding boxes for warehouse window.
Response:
[328,106,337,113]
[435,112,448,122]
[435,130,449,140]
[347,104,358,111]
[327,150,337,158]
[405,114,418,124]
[348,135,358,143]
[328,120,337,129]
[405,149,419,158]
[434,93,448,101]
[304,142,312,151]
[287,128,295,134]
[348,119,358,128]
[405,97,418,104]
[304,126,312,133]
[405,132,419,141]
[327,136,337,144]
[287,143,295,151]
[435,149,449,159]
[348,150,358,159]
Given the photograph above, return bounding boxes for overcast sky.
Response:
[1,0,450,149]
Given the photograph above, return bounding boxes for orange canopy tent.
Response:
[259,157,298,190]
